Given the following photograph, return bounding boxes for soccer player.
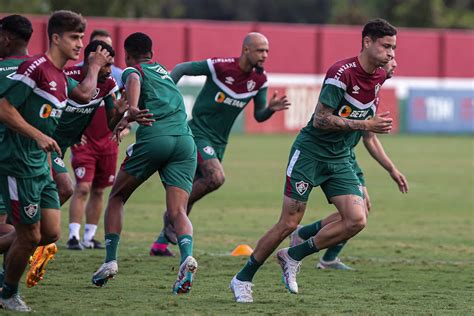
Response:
[230,18,397,303]
[50,40,121,250]
[0,10,88,312]
[150,32,291,256]
[92,32,199,295]
[88,29,123,87]
[290,58,409,270]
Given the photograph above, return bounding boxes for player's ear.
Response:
[51,33,61,45]
[150,50,154,59]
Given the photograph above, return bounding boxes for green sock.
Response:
[2,282,18,299]
[156,231,169,245]
[177,234,193,264]
[298,220,322,240]
[322,241,347,262]
[236,255,262,282]
[288,238,319,261]
[105,233,120,263]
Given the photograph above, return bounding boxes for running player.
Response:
[230,18,397,303]
[0,11,86,312]
[290,58,409,270]
[92,32,198,295]
[150,32,291,256]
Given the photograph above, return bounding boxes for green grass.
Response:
[12,134,474,314]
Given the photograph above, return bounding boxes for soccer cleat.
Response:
[276,248,301,294]
[230,275,254,303]
[81,239,105,249]
[163,213,178,245]
[172,256,197,294]
[289,224,304,247]
[67,236,84,250]
[317,258,354,270]
[92,260,118,287]
[26,243,58,288]
[149,241,175,257]
[0,294,31,312]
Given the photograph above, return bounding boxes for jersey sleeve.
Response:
[104,94,115,110]
[122,67,143,86]
[4,64,36,108]
[253,86,268,108]
[191,60,211,75]
[66,77,79,95]
[318,65,349,110]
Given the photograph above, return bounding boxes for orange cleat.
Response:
[26,243,58,288]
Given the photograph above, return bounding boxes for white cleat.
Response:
[276,248,301,294]
[92,260,118,287]
[289,225,304,247]
[230,275,254,303]
[317,257,354,270]
[173,256,198,294]
[0,294,32,312]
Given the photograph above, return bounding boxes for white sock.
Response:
[69,223,81,240]
[83,224,98,242]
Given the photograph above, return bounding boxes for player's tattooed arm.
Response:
[313,102,367,131]
[313,102,393,133]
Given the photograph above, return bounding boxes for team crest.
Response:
[75,167,86,179]
[375,83,381,97]
[295,181,309,196]
[54,157,65,168]
[24,204,39,218]
[247,80,256,92]
[203,146,215,156]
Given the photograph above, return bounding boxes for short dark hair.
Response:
[362,18,397,46]
[47,10,86,42]
[84,40,115,60]
[124,32,152,59]
[90,29,111,42]
[0,14,33,42]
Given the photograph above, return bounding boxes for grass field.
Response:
[10,134,474,315]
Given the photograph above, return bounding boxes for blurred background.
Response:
[1,0,473,134]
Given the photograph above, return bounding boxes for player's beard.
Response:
[254,65,264,74]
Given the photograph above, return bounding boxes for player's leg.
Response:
[83,152,117,249]
[51,153,74,205]
[67,150,96,250]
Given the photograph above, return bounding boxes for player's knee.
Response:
[20,229,42,248]
[42,231,60,244]
[345,215,367,234]
[75,183,91,197]
[206,172,225,191]
[58,185,74,204]
[279,219,299,237]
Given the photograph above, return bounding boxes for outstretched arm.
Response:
[254,89,291,122]
[0,98,61,155]
[362,131,408,193]
[312,102,393,133]
[170,61,209,84]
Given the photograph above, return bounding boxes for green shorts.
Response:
[284,146,363,202]
[51,151,68,175]
[194,136,226,163]
[351,158,366,186]
[122,135,197,194]
[0,173,60,224]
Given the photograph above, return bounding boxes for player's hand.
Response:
[268,90,291,112]
[114,96,129,115]
[366,112,393,134]
[362,186,372,214]
[88,45,113,68]
[127,107,155,126]
[72,134,88,149]
[111,116,130,143]
[36,134,62,156]
[389,168,409,193]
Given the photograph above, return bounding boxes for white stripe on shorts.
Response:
[286,149,300,177]
[7,176,18,201]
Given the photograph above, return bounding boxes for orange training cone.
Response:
[231,244,254,256]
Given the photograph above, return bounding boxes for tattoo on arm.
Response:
[313,102,366,131]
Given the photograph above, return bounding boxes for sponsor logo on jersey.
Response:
[39,104,62,118]
[149,65,173,81]
[212,58,234,63]
[23,57,47,77]
[214,92,246,108]
[54,157,65,168]
[338,105,372,119]
[247,80,256,92]
[24,204,39,218]
[352,85,360,94]
[65,105,94,114]
[295,181,309,196]
[203,146,215,156]
[225,76,235,85]
[49,81,57,91]
[75,167,86,179]
[334,61,356,80]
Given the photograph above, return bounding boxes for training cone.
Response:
[231,244,254,256]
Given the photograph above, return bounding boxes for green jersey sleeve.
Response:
[122,67,143,86]
[318,82,345,110]
[67,77,79,94]
[5,80,33,109]
[170,60,210,83]
[254,87,268,108]
[104,94,115,110]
